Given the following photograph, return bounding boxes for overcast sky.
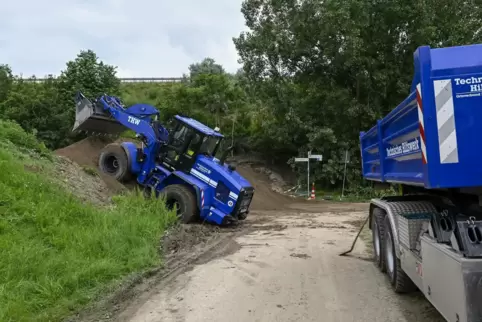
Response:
[0,0,247,77]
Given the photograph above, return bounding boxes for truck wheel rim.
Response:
[374,221,380,257]
[386,230,395,275]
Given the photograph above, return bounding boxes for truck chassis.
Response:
[368,195,482,322]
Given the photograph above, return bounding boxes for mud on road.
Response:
[75,201,445,322]
[59,140,444,322]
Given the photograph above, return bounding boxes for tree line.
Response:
[0,0,480,193]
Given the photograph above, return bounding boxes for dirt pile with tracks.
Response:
[55,137,129,193]
[236,164,301,211]
[55,137,111,169]
[53,156,116,205]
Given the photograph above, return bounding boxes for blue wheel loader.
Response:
[72,92,254,225]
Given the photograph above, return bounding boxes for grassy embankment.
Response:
[0,120,177,321]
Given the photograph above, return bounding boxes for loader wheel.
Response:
[98,144,131,182]
[372,208,386,272]
[161,184,198,224]
[383,215,417,293]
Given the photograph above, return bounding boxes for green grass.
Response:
[315,186,399,203]
[81,165,98,177]
[119,130,138,140]
[0,120,177,322]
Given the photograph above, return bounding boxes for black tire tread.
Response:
[383,215,417,293]
[162,184,198,224]
[372,207,386,272]
[98,143,132,182]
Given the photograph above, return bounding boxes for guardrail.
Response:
[18,77,184,83]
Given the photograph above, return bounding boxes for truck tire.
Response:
[372,208,386,272]
[161,184,198,224]
[383,215,417,293]
[98,144,132,182]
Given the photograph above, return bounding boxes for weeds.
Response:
[317,185,399,202]
[82,165,98,177]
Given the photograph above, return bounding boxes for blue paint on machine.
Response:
[72,92,254,225]
[360,43,482,189]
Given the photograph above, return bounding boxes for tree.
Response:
[0,76,65,148]
[0,50,121,149]
[57,50,121,99]
[188,58,225,78]
[233,0,482,188]
[53,50,121,148]
[0,65,13,104]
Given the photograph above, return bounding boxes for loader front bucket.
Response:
[72,93,126,136]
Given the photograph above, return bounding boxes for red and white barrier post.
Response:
[310,182,316,200]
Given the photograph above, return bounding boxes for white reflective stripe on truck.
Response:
[433,79,459,164]
[416,83,428,164]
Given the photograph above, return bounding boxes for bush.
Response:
[0,119,49,155]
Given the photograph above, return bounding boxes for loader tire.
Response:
[372,208,386,272]
[98,144,132,182]
[383,215,417,293]
[161,184,198,224]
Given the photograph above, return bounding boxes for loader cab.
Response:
[161,116,223,173]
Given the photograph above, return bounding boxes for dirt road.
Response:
[104,202,444,322]
[58,149,444,322]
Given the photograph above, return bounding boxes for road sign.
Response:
[294,152,323,198]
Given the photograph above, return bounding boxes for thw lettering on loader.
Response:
[128,116,141,125]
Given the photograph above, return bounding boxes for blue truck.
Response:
[360,44,482,322]
[72,92,254,225]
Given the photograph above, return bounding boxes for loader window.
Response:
[169,125,196,154]
[199,136,220,156]
[187,133,202,156]
[172,126,189,144]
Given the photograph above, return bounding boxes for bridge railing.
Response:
[17,77,184,83]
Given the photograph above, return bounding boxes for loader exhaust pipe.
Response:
[72,92,126,136]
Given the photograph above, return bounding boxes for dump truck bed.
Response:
[360,44,482,189]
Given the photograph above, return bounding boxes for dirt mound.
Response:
[53,156,117,205]
[55,137,128,193]
[55,137,110,168]
[236,164,297,211]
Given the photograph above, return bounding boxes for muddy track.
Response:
[75,201,444,322]
[68,201,370,322]
[68,213,287,322]
[66,199,445,322]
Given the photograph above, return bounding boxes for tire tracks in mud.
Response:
[68,214,280,322]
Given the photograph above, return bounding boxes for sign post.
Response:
[295,151,323,198]
[340,150,350,198]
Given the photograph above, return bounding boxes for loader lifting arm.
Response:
[73,91,169,184]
